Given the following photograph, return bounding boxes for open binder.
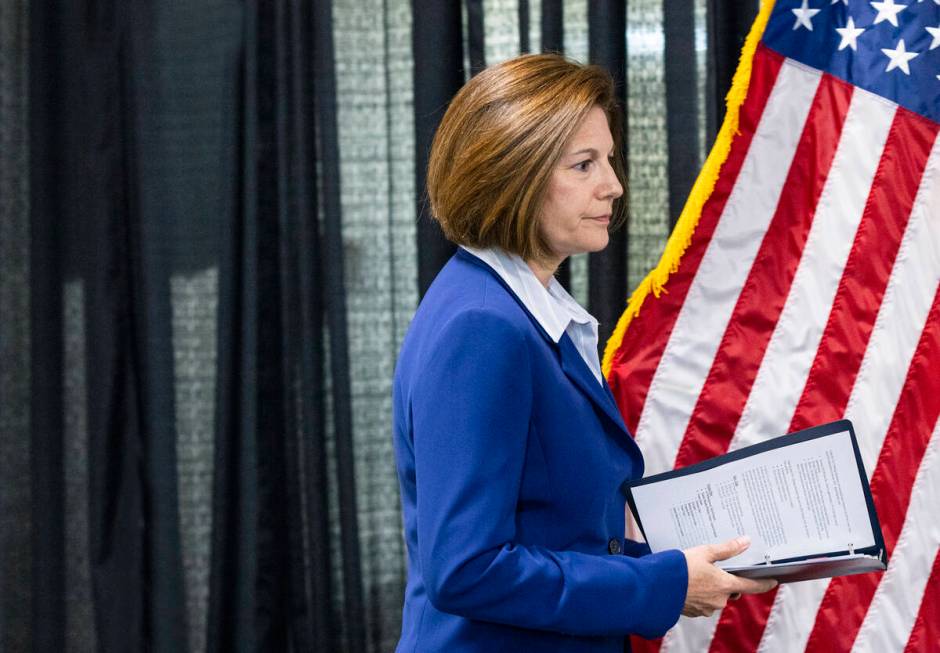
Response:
[623,420,887,583]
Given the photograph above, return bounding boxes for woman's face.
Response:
[538,105,623,266]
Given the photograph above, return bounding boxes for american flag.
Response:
[604,0,940,651]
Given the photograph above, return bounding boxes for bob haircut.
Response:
[426,53,626,263]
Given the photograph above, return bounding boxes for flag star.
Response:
[836,17,866,50]
[870,0,908,27]
[793,0,822,30]
[927,25,940,50]
[832,0,848,4]
[881,38,919,74]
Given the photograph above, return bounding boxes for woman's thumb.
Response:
[709,535,751,562]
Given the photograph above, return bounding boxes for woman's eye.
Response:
[574,160,593,172]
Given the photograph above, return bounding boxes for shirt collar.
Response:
[461,246,597,343]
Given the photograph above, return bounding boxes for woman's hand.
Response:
[681,536,778,617]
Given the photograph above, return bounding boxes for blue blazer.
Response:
[393,250,688,652]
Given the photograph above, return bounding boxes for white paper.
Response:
[630,429,877,569]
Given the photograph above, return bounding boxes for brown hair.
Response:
[426,53,626,263]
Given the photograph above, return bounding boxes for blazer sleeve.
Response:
[411,308,687,638]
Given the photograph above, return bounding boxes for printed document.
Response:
[625,421,887,582]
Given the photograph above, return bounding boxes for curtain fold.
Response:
[541,0,572,289]
[663,0,700,230]
[412,0,462,297]
[208,1,362,651]
[26,1,60,649]
[310,1,368,650]
[587,0,629,350]
[706,0,759,140]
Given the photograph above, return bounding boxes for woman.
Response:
[392,54,776,652]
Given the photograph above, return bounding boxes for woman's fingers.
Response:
[732,576,778,595]
[682,538,777,619]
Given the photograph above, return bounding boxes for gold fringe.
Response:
[602,0,777,378]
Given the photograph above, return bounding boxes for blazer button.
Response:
[608,537,622,555]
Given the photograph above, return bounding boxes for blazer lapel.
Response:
[557,334,630,439]
[457,249,639,454]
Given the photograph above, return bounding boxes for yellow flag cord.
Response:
[602,0,777,379]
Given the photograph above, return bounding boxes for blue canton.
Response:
[763,0,940,123]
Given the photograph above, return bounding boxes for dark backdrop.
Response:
[0,1,755,651]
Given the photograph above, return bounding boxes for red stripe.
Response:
[709,109,939,653]
[790,110,939,431]
[628,636,663,653]
[674,73,853,469]
[905,549,940,653]
[608,45,784,436]
[805,289,940,652]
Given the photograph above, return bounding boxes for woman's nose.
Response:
[599,159,623,200]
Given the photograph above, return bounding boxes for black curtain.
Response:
[2,1,758,651]
[664,0,700,230]
[412,0,463,297]
[587,0,629,349]
[27,2,360,651]
[541,0,571,289]
[708,0,760,141]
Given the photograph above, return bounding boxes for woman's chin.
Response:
[553,232,610,258]
[583,233,610,253]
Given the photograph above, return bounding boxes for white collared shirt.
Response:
[462,246,603,385]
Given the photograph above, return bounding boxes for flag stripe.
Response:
[657,58,832,653]
[759,130,940,653]
[609,45,785,438]
[789,111,940,432]
[657,54,848,651]
[845,127,940,477]
[759,581,829,653]
[629,636,663,653]
[664,70,854,653]
[904,549,940,653]
[674,73,852,469]
[658,614,721,653]
[853,419,940,653]
[634,59,821,479]
[709,104,940,653]
[802,284,940,651]
[725,87,895,454]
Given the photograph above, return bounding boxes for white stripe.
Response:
[757,578,830,653]
[729,87,894,454]
[852,140,940,653]
[661,613,720,653]
[853,417,940,653]
[757,121,940,653]
[848,134,940,475]
[634,60,822,477]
